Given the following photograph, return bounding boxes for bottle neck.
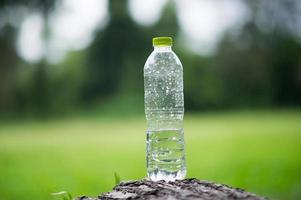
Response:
[154,46,172,52]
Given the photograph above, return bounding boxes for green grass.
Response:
[0,110,301,200]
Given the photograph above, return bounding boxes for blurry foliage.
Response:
[82,0,148,101]
[0,26,18,112]
[0,0,300,118]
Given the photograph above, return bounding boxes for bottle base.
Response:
[147,169,186,182]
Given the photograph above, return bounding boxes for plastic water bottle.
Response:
[144,37,186,181]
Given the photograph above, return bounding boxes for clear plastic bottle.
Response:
[144,37,186,181]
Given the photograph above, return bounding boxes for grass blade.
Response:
[114,172,121,185]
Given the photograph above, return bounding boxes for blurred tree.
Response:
[269,34,301,105]
[31,61,50,116]
[0,0,56,115]
[213,0,301,107]
[152,1,179,38]
[215,22,273,107]
[82,0,149,101]
[182,53,223,110]
[0,26,18,112]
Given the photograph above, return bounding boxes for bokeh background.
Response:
[0,0,301,199]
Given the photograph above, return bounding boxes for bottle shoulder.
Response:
[144,50,183,72]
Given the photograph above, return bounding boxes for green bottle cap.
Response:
[152,37,173,47]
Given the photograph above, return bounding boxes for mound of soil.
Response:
[77,178,267,200]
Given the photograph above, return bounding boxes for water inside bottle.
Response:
[146,128,186,181]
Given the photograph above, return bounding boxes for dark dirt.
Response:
[77,178,267,200]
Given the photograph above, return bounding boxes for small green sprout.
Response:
[51,191,73,200]
[114,172,121,185]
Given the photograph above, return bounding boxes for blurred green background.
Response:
[0,0,301,200]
